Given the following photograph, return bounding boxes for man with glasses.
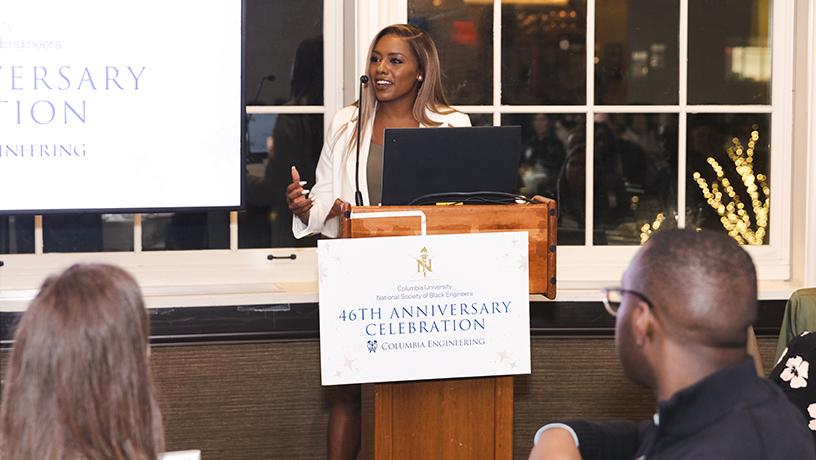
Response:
[529,229,814,460]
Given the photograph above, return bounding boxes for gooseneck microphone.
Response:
[354,75,369,206]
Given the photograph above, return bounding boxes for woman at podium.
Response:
[287,23,471,239]
[285,23,470,460]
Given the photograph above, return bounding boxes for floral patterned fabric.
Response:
[771,330,816,445]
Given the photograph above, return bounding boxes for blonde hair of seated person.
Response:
[0,263,164,460]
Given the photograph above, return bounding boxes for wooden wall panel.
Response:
[2,341,328,460]
[150,341,328,459]
[513,336,782,459]
[757,336,782,376]
[0,335,784,460]
[513,338,654,459]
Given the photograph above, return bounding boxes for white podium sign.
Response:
[318,231,530,385]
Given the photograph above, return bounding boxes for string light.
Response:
[691,129,769,245]
[640,212,666,244]
[641,129,769,245]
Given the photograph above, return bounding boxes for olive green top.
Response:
[367,142,384,205]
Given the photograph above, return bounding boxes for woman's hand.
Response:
[327,198,348,220]
[287,166,313,225]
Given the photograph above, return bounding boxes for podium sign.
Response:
[318,231,531,385]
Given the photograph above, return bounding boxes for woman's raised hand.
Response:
[287,166,314,225]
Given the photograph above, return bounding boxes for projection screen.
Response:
[0,0,243,213]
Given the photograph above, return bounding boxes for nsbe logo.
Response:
[417,246,432,278]
[366,340,378,353]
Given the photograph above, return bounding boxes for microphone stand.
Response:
[251,74,276,105]
[354,75,369,206]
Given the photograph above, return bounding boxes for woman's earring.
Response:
[418,75,423,82]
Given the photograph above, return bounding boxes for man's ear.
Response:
[631,302,655,346]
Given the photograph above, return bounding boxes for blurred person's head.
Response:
[612,230,756,394]
[563,147,586,202]
[532,113,553,137]
[0,263,163,460]
[556,146,586,225]
[594,122,617,159]
[290,36,323,105]
[565,127,585,152]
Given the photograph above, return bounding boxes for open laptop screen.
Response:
[380,126,521,206]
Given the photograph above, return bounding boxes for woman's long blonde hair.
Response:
[346,23,455,154]
[0,263,164,460]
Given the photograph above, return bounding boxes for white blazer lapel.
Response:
[344,105,374,205]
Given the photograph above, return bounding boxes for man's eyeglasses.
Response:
[601,287,655,317]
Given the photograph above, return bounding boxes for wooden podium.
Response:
[339,200,557,459]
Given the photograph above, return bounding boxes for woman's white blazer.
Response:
[292,105,472,239]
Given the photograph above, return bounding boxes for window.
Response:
[407,0,792,280]
[0,1,335,256]
[240,0,324,249]
[0,1,342,306]
[0,1,808,305]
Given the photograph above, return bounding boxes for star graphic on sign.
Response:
[318,245,343,282]
[497,351,510,362]
[319,265,331,283]
[517,255,527,271]
[344,358,355,369]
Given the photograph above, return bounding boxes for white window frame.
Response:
[396,0,798,288]
[1,0,814,312]
[802,0,816,289]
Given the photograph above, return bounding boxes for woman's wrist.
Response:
[297,210,310,226]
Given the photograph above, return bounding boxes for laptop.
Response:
[380,126,521,205]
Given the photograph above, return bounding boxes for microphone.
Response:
[251,74,276,105]
[354,75,369,206]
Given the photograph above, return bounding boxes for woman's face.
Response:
[369,34,421,105]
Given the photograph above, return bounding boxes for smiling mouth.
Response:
[375,80,393,89]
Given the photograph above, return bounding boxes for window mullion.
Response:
[767,0,795,257]
[230,211,238,250]
[493,0,502,126]
[34,216,43,255]
[134,214,143,252]
[585,0,596,246]
[677,0,689,229]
